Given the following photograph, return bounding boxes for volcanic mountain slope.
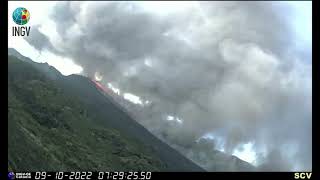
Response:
[8,49,205,172]
[8,48,256,172]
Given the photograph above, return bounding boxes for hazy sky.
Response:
[8,1,312,171]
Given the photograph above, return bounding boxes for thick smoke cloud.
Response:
[24,1,312,171]
[24,25,55,52]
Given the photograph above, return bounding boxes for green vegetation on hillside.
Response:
[8,55,165,171]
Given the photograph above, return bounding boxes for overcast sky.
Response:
[8,1,312,171]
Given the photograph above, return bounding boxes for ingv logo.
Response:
[12,7,31,36]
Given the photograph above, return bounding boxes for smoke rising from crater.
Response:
[24,1,312,171]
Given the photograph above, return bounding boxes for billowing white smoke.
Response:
[94,72,103,81]
[24,1,312,171]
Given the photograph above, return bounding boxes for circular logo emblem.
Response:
[12,7,30,25]
[8,172,15,180]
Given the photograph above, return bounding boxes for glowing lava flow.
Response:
[91,79,110,94]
